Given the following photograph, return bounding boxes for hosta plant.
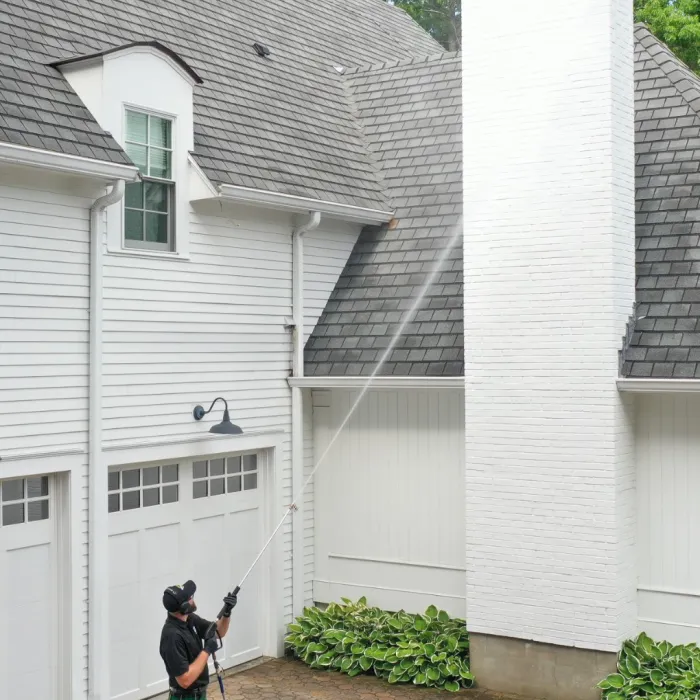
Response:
[599,632,700,699]
[285,597,474,692]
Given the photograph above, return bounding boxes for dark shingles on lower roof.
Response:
[622,25,700,378]
[0,0,441,208]
[305,53,463,377]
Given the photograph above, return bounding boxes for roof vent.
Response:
[253,43,270,57]
[334,65,346,75]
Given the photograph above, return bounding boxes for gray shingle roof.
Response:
[304,53,462,377]
[0,0,441,209]
[621,25,700,379]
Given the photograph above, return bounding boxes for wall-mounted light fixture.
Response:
[193,397,243,435]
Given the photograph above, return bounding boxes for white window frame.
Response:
[123,106,176,252]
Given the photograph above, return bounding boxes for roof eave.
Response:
[289,376,464,389]
[213,183,394,225]
[0,142,139,181]
[617,378,700,393]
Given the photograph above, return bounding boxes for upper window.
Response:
[124,109,175,252]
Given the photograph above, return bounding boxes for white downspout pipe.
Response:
[88,180,125,700]
[291,211,320,618]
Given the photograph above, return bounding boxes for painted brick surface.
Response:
[463,0,637,650]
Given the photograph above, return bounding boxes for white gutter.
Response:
[0,142,139,181]
[291,211,321,619]
[617,378,700,393]
[216,183,393,224]
[288,376,465,389]
[88,180,126,700]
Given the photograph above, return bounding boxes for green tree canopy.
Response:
[635,0,700,72]
[389,0,461,51]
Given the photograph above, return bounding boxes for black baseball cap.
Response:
[163,580,197,612]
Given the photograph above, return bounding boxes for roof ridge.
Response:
[635,23,700,117]
[343,50,459,77]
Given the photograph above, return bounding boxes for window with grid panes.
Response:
[0,476,50,526]
[108,464,179,513]
[192,454,258,499]
[124,109,174,251]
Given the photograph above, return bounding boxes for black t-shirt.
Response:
[159,613,212,692]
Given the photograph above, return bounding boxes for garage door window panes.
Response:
[193,454,258,499]
[108,464,179,513]
[0,476,49,526]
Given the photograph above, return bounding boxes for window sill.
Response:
[106,246,191,262]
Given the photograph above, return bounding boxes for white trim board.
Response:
[314,579,466,619]
[103,430,285,468]
[617,378,700,393]
[289,376,464,389]
[211,184,393,225]
[0,142,139,181]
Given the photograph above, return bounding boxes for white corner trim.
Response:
[210,183,394,224]
[188,153,219,199]
[103,429,285,467]
[288,376,464,389]
[617,378,700,393]
[328,553,466,572]
[0,142,139,181]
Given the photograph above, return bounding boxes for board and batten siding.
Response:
[101,199,361,622]
[310,388,466,617]
[636,394,700,644]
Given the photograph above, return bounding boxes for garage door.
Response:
[108,453,263,700]
[0,474,56,700]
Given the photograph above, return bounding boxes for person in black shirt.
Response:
[159,580,237,699]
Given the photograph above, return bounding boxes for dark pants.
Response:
[168,692,206,700]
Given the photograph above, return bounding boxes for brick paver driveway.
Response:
[221,658,532,700]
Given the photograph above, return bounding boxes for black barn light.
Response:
[193,397,242,435]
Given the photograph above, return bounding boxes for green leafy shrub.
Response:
[599,632,700,699]
[285,597,474,692]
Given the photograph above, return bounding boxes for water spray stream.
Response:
[233,219,463,594]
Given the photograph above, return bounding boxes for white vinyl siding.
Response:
[303,388,315,607]
[101,202,361,623]
[303,224,360,343]
[0,169,93,458]
[637,394,700,645]
[310,388,466,617]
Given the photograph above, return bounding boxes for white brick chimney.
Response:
[462,1,637,696]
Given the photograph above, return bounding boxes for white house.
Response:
[0,2,442,700]
[5,1,698,700]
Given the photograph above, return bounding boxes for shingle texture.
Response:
[0,0,441,208]
[304,53,462,376]
[622,25,700,378]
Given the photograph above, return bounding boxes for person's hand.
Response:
[222,592,238,617]
[203,635,218,655]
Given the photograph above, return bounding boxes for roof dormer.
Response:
[52,41,203,258]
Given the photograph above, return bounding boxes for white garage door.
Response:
[0,474,56,700]
[108,453,263,700]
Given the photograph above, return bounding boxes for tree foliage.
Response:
[389,0,461,51]
[635,0,700,72]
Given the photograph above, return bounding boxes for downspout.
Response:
[88,180,125,700]
[291,211,320,618]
